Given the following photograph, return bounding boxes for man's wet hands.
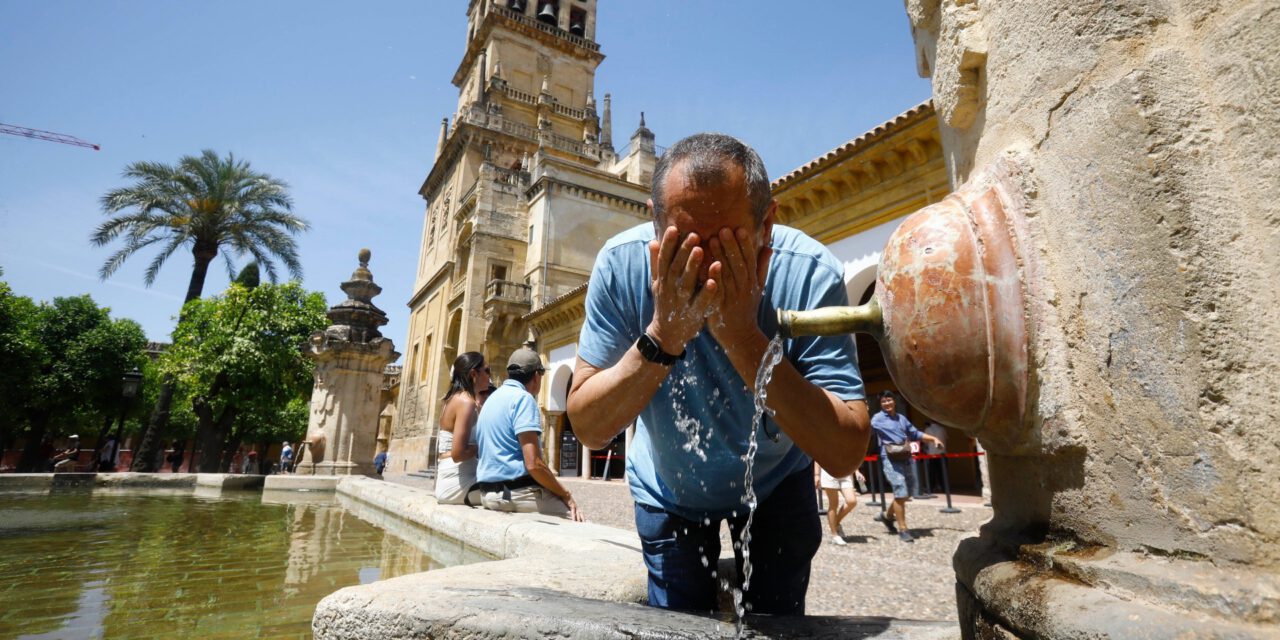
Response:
[646,225,771,356]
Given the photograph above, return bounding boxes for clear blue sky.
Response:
[0,1,930,359]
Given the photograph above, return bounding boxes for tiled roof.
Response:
[772,99,934,190]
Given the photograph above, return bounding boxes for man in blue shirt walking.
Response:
[871,390,944,542]
[568,133,871,614]
[474,347,582,521]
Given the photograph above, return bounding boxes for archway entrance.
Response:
[588,434,625,480]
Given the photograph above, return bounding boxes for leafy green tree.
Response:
[0,278,40,451]
[91,150,309,471]
[4,295,147,471]
[137,357,197,461]
[233,261,261,289]
[160,281,326,472]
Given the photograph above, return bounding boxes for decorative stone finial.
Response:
[541,75,550,94]
[601,93,613,149]
[435,117,449,160]
[350,248,373,282]
[639,111,646,128]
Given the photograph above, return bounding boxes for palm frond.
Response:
[94,149,310,293]
[143,235,188,286]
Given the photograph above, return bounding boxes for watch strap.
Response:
[636,333,684,366]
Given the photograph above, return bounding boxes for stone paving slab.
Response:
[557,476,988,622]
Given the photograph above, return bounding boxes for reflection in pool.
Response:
[0,489,478,639]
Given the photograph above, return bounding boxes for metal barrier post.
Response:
[920,455,936,499]
[867,457,884,508]
[939,453,961,514]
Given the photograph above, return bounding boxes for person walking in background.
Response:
[373,448,388,476]
[815,463,863,545]
[474,347,582,520]
[280,441,294,473]
[434,352,490,504]
[871,391,944,543]
[96,436,119,472]
[923,420,948,494]
[166,441,185,473]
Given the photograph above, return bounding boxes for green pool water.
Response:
[0,489,472,639]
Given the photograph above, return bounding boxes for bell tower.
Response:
[393,1,653,479]
[450,0,607,166]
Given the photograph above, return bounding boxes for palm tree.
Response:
[92,150,309,471]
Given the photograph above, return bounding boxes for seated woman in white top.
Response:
[434,352,491,504]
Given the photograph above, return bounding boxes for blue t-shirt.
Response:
[475,379,542,483]
[870,411,922,456]
[577,223,864,519]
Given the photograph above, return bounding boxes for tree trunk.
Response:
[17,414,50,473]
[196,402,236,473]
[221,435,242,472]
[130,247,217,472]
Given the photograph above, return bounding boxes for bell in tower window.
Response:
[508,0,526,13]
[537,0,558,26]
[569,7,586,36]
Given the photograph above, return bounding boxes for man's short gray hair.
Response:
[650,133,772,225]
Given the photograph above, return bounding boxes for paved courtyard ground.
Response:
[389,473,990,623]
[560,476,990,622]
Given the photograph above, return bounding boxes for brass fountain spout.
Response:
[777,297,883,340]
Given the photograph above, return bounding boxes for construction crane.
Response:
[0,122,100,150]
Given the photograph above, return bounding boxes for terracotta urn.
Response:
[778,157,1034,444]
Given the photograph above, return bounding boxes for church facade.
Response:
[386,0,657,476]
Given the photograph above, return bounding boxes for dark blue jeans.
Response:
[634,468,821,615]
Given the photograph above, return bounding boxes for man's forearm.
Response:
[567,350,671,450]
[528,462,571,499]
[719,329,870,476]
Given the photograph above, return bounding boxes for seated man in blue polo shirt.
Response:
[567,133,871,614]
[474,347,582,521]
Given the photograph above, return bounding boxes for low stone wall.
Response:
[0,472,264,491]
[314,477,958,640]
[263,474,342,491]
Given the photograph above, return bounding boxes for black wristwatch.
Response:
[636,333,685,366]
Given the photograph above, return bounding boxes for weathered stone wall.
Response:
[907,0,1279,636]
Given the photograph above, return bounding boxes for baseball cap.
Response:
[507,347,545,376]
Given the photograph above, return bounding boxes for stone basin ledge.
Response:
[0,472,264,491]
[315,477,957,639]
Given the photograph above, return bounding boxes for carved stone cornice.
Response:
[526,176,648,215]
[523,282,588,337]
[773,101,945,228]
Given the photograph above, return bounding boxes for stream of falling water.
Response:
[733,333,786,639]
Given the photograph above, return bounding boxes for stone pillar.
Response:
[297,249,399,476]
[903,2,1279,638]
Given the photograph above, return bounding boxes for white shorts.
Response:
[819,468,854,490]
[480,485,570,518]
[434,456,477,505]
